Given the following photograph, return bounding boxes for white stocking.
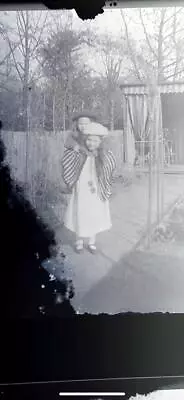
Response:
[75,238,84,247]
[88,236,96,245]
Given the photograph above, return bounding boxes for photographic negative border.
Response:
[1,1,184,398]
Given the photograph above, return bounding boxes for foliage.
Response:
[1,8,184,130]
[24,169,68,229]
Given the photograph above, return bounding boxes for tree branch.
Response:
[29,13,48,58]
[165,66,184,80]
[163,7,184,26]
[16,12,26,57]
[0,42,19,67]
[120,10,142,82]
[163,26,184,42]
[139,9,158,60]
[157,9,167,81]
[3,33,23,82]
[18,11,27,32]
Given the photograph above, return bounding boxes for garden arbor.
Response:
[120,81,184,245]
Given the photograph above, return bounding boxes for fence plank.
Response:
[1,130,124,227]
[2,130,124,184]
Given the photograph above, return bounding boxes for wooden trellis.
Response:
[119,81,184,247]
[146,83,164,247]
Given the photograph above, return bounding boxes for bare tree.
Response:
[95,34,125,129]
[120,11,144,82]
[40,12,92,130]
[3,10,48,130]
[1,11,48,184]
[0,20,21,89]
[121,7,184,83]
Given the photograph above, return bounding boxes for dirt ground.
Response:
[38,173,184,314]
[77,199,184,314]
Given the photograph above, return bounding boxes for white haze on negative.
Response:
[130,389,184,399]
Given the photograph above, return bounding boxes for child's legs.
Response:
[75,235,96,245]
[75,236,84,252]
[88,235,96,245]
[75,236,84,246]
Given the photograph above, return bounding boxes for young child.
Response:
[62,117,116,254]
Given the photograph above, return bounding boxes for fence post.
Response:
[146,85,156,248]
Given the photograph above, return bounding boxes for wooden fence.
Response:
[2,130,124,185]
[1,130,124,226]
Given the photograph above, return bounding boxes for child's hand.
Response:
[97,146,105,159]
[74,144,88,160]
[74,144,80,152]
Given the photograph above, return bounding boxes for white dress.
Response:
[64,156,112,238]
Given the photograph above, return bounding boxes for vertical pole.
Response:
[141,139,144,168]
[146,85,156,248]
[156,93,160,226]
[160,99,164,216]
[25,86,31,187]
[156,91,165,222]
[24,10,30,187]
[120,89,124,174]
[110,97,115,131]
[42,90,46,130]
[53,90,56,133]
[123,94,128,164]
[121,128,124,172]
[160,131,164,215]
[142,94,145,170]
[147,112,153,248]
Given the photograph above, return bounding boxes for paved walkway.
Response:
[55,173,184,312]
[79,248,184,314]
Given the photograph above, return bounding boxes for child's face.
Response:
[85,135,101,152]
[77,117,91,133]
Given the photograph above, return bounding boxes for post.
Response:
[160,131,164,216]
[147,109,154,248]
[146,83,157,248]
[25,86,31,185]
[155,89,164,223]
[42,90,46,130]
[122,94,128,163]
[155,95,160,226]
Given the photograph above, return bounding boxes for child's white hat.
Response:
[72,110,98,122]
[82,122,109,137]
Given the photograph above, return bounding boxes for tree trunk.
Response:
[63,87,67,131]
[110,97,114,130]
[122,94,128,163]
[157,9,166,83]
[24,11,30,184]
[67,72,73,130]
[63,100,66,131]
[42,91,46,130]
[53,91,56,133]
[22,11,30,132]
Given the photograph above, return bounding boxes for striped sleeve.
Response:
[62,147,84,188]
[96,150,116,201]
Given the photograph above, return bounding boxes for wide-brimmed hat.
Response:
[72,110,98,122]
[82,122,109,137]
